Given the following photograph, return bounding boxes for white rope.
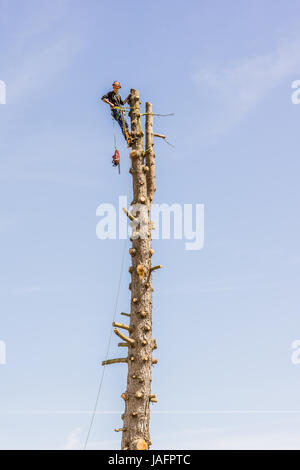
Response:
[83,123,131,450]
[83,237,127,450]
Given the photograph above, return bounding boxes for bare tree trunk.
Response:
[103,89,158,451]
[120,90,157,451]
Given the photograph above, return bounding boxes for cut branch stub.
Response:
[113,328,135,345]
[130,149,138,159]
[153,133,166,139]
[129,248,136,256]
[112,322,130,331]
[136,264,146,280]
[123,207,137,222]
[134,439,148,450]
[150,265,162,272]
[102,358,128,366]
[131,231,140,240]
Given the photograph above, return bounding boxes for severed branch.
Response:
[114,328,135,345]
[150,265,162,272]
[121,312,130,317]
[153,132,175,148]
[113,322,130,331]
[153,133,166,139]
[102,357,128,366]
[122,207,137,222]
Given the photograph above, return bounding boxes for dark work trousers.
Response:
[111,107,130,142]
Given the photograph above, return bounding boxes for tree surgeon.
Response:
[101,81,132,146]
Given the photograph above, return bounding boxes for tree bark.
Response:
[119,90,156,450]
[145,102,156,203]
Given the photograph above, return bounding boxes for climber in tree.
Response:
[102,81,131,146]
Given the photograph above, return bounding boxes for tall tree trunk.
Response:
[120,89,157,450]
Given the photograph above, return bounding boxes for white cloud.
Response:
[192,35,300,135]
[8,35,83,103]
[64,427,82,450]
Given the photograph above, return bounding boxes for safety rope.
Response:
[83,238,127,450]
[112,113,117,151]
[83,126,131,450]
[114,106,131,146]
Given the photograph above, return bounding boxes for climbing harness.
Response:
[111,110,121,174]
[111,106,132,174]
[111,106,132,147]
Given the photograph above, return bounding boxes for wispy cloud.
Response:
[9,286,55,296]
[192,35,300,135]
[0,169,101,187]
[0,216,17,233]
[63,427,82,450]
[8,34,83,103]
[1,0,83,104]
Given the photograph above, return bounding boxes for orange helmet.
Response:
[112,81,121,89]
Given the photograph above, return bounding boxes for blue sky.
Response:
[1,0,300,450]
